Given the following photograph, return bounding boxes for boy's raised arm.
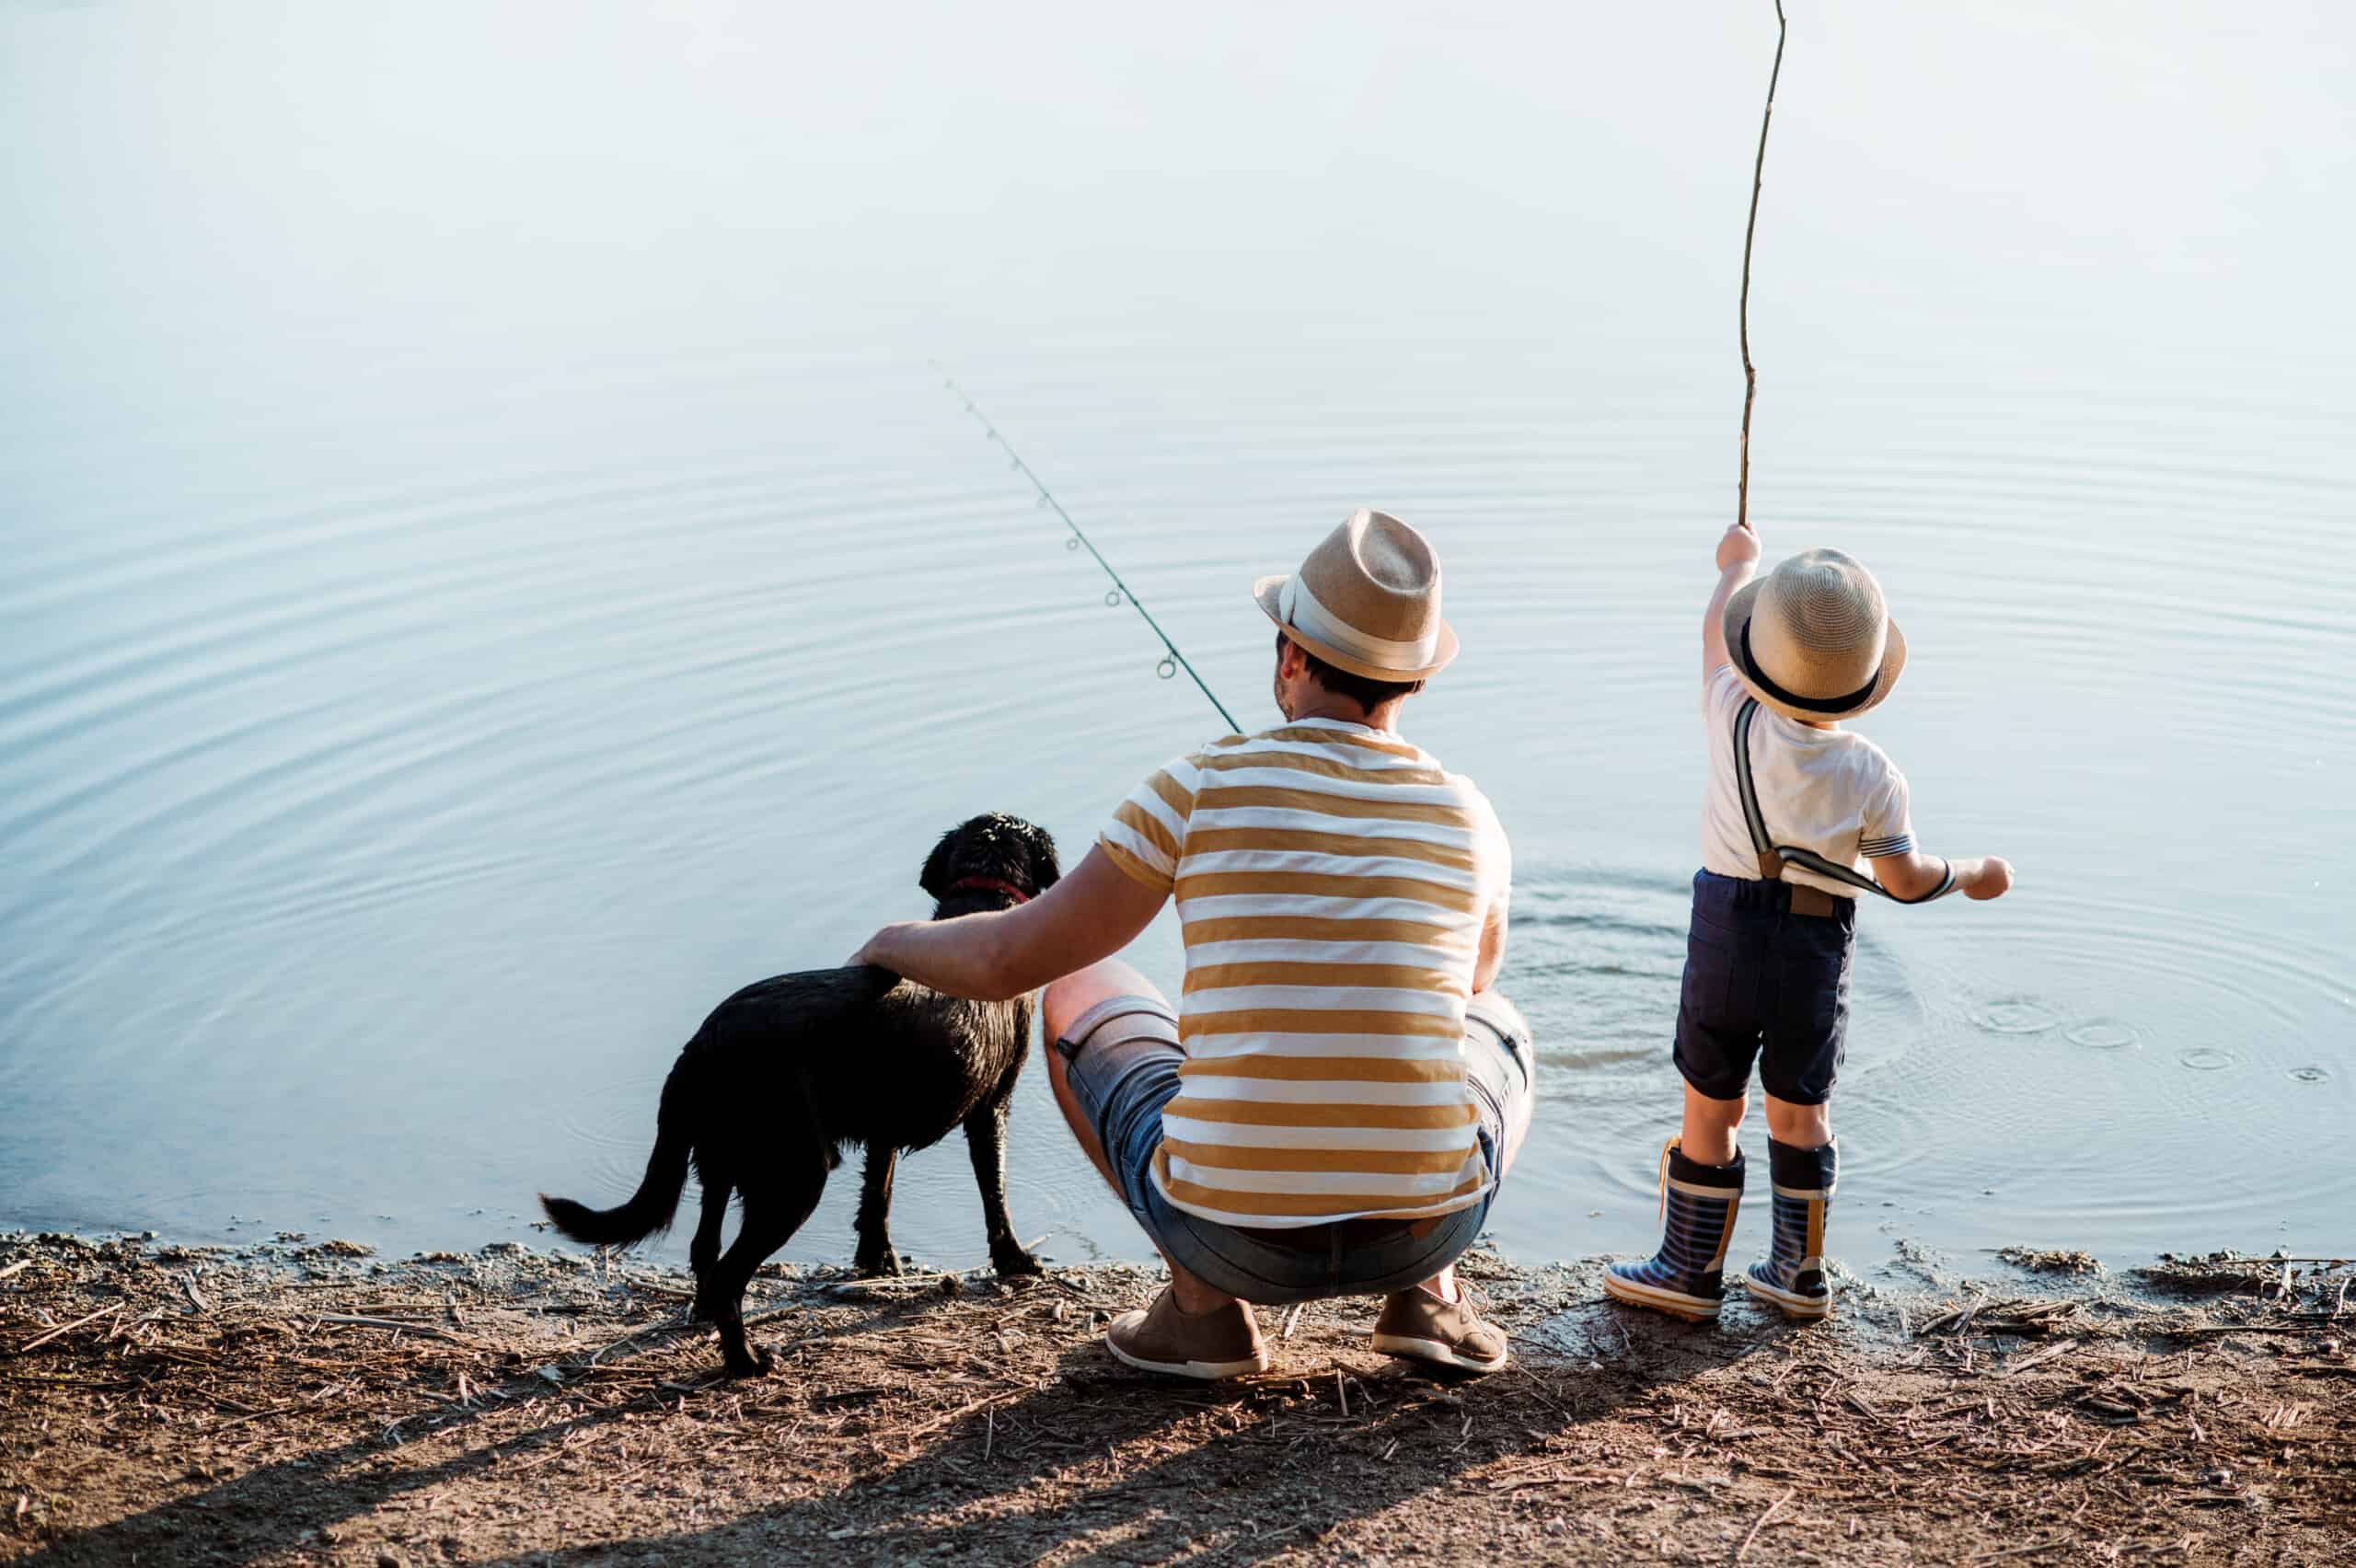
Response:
[1703,523,1763,678]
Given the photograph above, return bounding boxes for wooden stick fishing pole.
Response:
[936,370,1242,732]
[1737,0,1787,534]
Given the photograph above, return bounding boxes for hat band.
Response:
[1739,620,1881,714]
[1279,573,1437,671]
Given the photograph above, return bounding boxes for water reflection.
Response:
[1,0,2350,1271]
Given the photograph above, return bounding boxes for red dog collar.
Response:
[947,875,1033,905]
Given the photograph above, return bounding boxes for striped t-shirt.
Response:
[1097,718,1513,1228]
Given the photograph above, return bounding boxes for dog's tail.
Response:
[538,1054,697,1248]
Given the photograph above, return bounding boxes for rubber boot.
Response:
[1742,1136,1836,1319]
[1602,1140,1744,1321]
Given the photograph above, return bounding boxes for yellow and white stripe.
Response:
[1099,720,1511,1228]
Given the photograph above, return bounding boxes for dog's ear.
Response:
[1024,822,1062,890]
[919,827,962,899]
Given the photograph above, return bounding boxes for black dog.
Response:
[539,813,1060,1376]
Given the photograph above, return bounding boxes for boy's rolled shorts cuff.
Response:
[1055,991,1536,1306]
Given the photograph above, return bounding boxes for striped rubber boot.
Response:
[1602,1140,1745,1321]
[1742,1136,1837,1319]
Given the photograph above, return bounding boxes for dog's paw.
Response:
[721,1343,773,1379]
[992,1245,1045,1278]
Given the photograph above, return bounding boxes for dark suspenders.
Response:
[1733,698,1956,909]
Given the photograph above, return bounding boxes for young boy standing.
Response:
[1604,523,2013,1321]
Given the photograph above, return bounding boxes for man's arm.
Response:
[850,845,1169,1000]
[1703,523,1762,677]
[1472,897,1509,996]
[1871,848,2015,903]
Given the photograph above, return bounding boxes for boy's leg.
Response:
[1762,1095,1831,1149]
[1680,1082,1749,1165]
[1744,1099,1839,1320]
[1601,1134,1748,1320]
[1743,908,1852,1319]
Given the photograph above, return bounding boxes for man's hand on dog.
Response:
[849,845,1168,1003]
[847,934,892,969]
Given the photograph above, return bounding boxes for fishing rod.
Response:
[1736,0,1786,534]
[936,369,1242,733]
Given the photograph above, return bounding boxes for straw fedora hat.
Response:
[1253,510,1459,682]
[1721,548,1907,721]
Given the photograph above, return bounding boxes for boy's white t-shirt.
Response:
[1699,664,1915,900]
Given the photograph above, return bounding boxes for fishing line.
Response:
[935,369,1242,733]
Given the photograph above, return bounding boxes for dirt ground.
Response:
[2,1230,2349,1566]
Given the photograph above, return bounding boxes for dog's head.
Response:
[918,813,1062,912]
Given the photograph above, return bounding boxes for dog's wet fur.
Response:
[538,813,1061,1376]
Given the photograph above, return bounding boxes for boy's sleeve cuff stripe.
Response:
[1860,835,1914,858]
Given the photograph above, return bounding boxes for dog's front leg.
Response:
[965,1088,1042,1276]
[852,1144,902,1276]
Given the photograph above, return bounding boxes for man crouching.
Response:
[853,510,1531,1378]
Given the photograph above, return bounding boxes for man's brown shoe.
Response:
[1105,1287,1271,1379]
[1371,1284,1509,1374]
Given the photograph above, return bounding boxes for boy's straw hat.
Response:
[1253,509,1459,681]
[1722,548,1907,721]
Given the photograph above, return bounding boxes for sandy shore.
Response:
[2,1229,2349,1565]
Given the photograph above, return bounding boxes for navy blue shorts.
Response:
[1054,992,1535,1306]
[1672,870,1856,1107]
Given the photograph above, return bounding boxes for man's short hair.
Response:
[1278,631,1426,710]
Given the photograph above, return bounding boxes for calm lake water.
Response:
[4,4,2350,1276]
